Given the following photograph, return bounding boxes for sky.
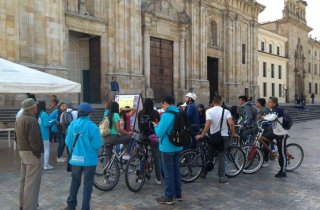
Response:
[257,0,320,39]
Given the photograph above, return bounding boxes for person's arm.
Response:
[195,119,212,140]
[28,119,43,158]
[90,124,103,151]
[116,82,119,92]
[227,117,236,137]
[116,120,132,135]
[263,113,278,121]
[42,112,51,128]
[155,112,173,138]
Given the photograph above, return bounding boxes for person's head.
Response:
[78,102,93,117]
[268,96,278,109]
[58,102,67,112]
[198,104,205,113]
[143,98,155,114]
[238,95,248,106]
[109,101,120,114]
[230,105,238,117]
[50,95,57,101]
[111,75,116,81]
[256,98,266,109]
[212,95,223,106]
[37,101,46,113]
[185,92,196,104]
[161,96,175,110]
[105,100,112,109]
[52,98,59,107]
[21,98,37,115]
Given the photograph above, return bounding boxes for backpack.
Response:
[277,107,293,130]
[166,110,193,147]
[99,117,110,136]
[139,115,154,136]
[63,111,74,128]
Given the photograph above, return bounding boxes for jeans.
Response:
[104,134,131,158]
[56,132,66,158]
[67,165,96,210]
[161,151,182,199]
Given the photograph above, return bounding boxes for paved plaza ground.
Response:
[0,120,320,210]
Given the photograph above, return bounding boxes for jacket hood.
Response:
[166,105,179,112]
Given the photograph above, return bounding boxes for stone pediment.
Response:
[143,0,190,25]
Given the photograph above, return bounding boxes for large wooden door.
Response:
[150,37,173,102]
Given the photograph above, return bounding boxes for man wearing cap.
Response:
[64,102,102,210]
[184,92,200,148]
[15,98,43,210]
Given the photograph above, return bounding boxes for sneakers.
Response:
[44,164,54,170]
[262,162,270,168]
[176,194,183,201]
[122,155,131,160]
[155,179,162,185]
[57,157,67,163]
[156,196,174,205]
[275,171,287,178]
[218,176,229,183]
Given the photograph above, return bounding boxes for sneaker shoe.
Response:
[275,171,287,178]
[57,157,66,163]
[156,196,174,205]
[155,179,162,185]
[122,155,131,160]
[44,165,54,170]
[219,176,229,183]
[262,162,270,168]
[176,194,183,201]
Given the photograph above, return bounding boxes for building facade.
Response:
[257,28,288,103]
[0,0,264,106]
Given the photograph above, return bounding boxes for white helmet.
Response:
[185,92,197,100]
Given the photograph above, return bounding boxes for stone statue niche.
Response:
[79,0,90,16]
[294,37,305,98]
[208,20,217,47]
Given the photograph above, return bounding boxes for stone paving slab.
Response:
[1,120,320,210]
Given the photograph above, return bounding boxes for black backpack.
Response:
[139,115,154,136]
[63,111,74,128]
[166,110,193,147]
[277,107,293,130]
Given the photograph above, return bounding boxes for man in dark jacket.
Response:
[15,98,43,210]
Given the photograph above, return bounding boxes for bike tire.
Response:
[179,149,203,183]
[225,146,246,178]
[241,145,264,174]
[93,155,120,191]
[286,143,304,172]
[124,154,146,192]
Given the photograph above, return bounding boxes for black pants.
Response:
[276,135,287,173]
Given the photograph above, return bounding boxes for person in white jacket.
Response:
[260,96,288,178]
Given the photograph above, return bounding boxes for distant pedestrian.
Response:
[311,93,315,104]
[110,75,119,99]
[15,98,43,210]
[64,102,102,210]
[155,96,183,205]
[184,92,200,148]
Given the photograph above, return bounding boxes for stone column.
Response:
[179,28,186,89]
[143,19,152,97]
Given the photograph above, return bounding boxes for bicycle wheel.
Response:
[241,145,264,174]
[286,143,304,172]
[179,149,203,183]
[225,146,246,178]
[93,155,120,191]
[125,154,146,192]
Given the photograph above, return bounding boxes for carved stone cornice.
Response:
[142,0,191,25]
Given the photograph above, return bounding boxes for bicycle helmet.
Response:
[185,92,197,100]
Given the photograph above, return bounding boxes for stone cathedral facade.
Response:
[0,0,264,106]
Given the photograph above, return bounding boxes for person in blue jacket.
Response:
[37,101,55,170]
[155,96,183,205]
[184,92,200,148]
[64,102,102,210]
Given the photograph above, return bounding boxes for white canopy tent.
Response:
[0,58,81,93]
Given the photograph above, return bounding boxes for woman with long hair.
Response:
[37,101,54,170]
[138,98,162,184]
[104,101,132,158]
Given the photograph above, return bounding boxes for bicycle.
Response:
[179,134,246,183]
[93,132,139,191]
[124,132,155,192]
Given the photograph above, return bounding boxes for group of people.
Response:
[14,91,291,209]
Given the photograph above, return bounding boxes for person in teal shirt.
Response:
[64,102,102,210]
[104,101,132,159]
[37,101,55,170]
[155,96,183,205]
